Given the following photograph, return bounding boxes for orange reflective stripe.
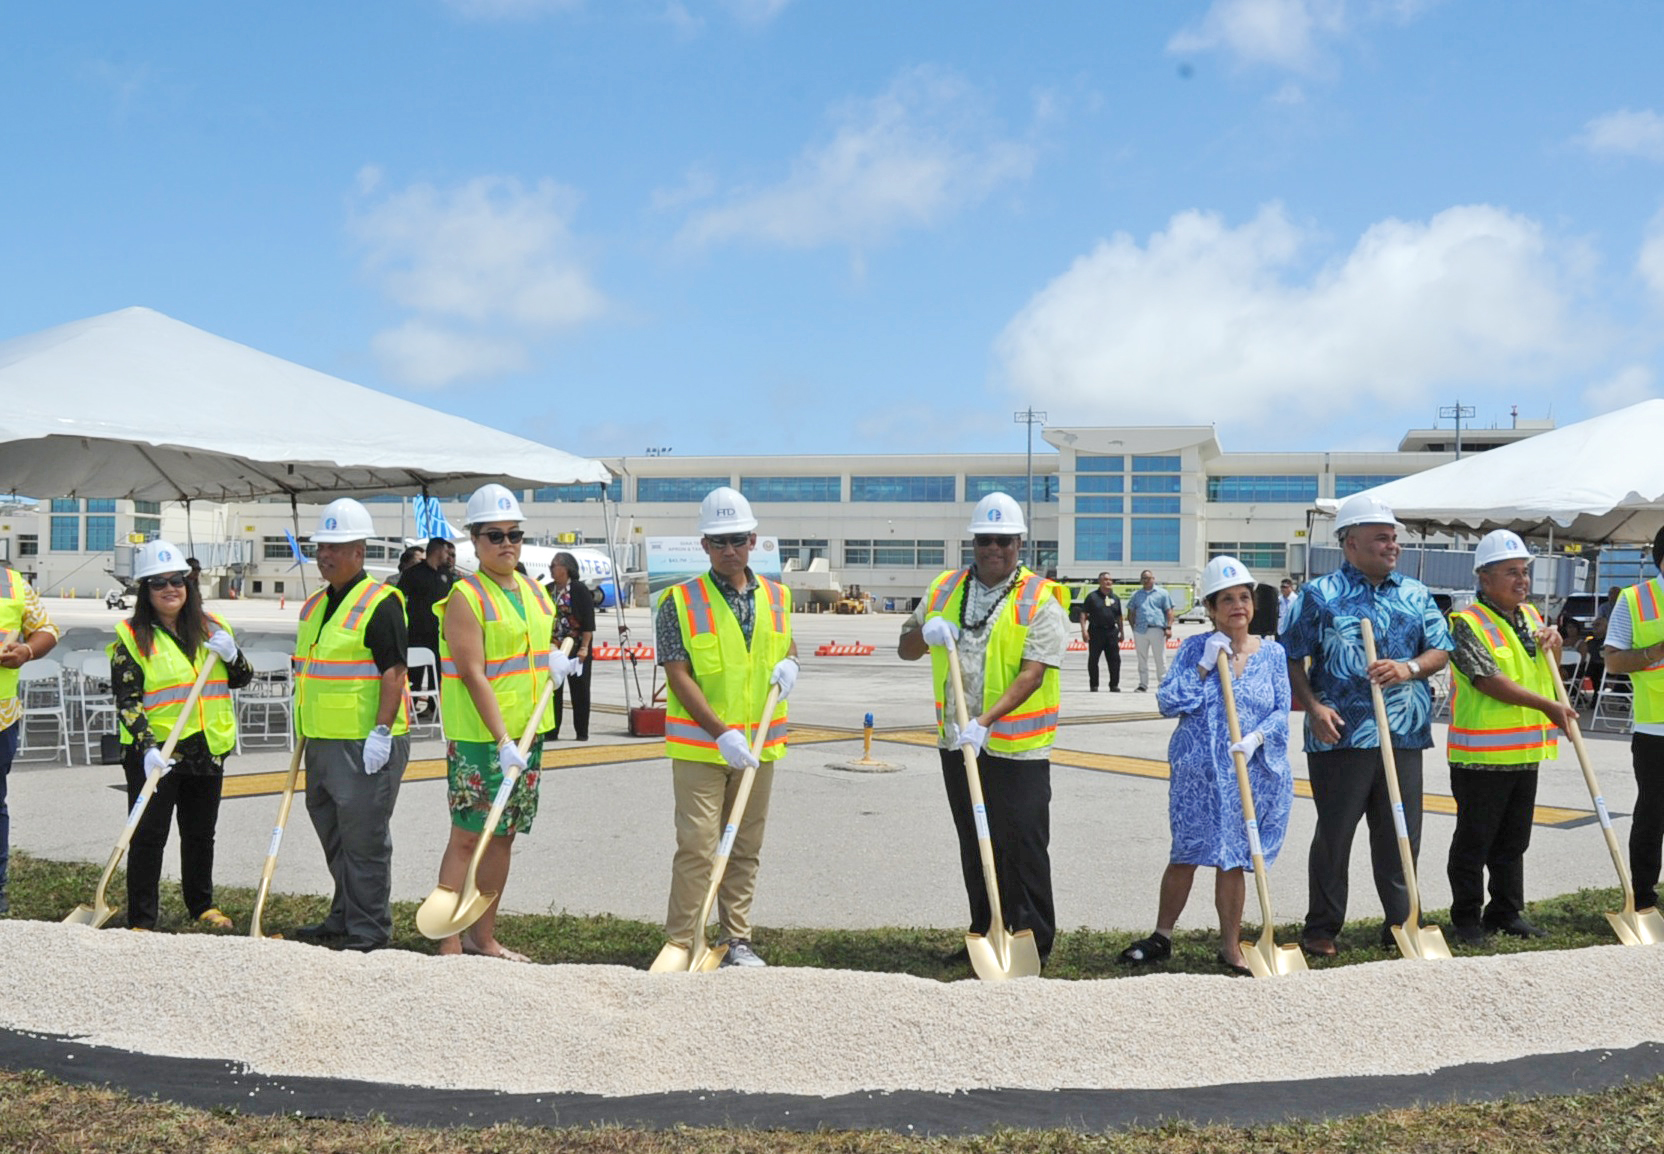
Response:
[760,578,786,633]
[1455,607,1507,649]
[928,569,969,614]
[297,590,327,623]
[682,580,716,637]
[341,582,383,631]
[1014,575,1046,626]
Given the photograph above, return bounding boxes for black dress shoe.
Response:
[291,922,346,943]
[1488,916,1548,939]
[1451,923,1489,947]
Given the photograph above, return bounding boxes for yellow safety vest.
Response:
[439,572,555,742]
[295,579,410,739]
[923,567,1061,755]
[664,573,791,765]
[0,567,26,702]
[113,616,237,755]
[1448,601,1559,765]
[1621,578,1664,725]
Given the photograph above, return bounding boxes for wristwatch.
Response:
[372,724,392,737]
[1405,660,1422,679]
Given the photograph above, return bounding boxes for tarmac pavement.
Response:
[9,595,1643,938]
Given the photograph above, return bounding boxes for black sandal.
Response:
[1118,933,1172,964]
[1217,951,1253,977]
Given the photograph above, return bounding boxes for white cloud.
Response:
[1584,364,1657,414]
[441,0,581,19]
[995,203,1594,430]
[650,165,717,211]
[1576,108,1664,162]
[1168,0,1346,73]
[1640,208,1664,300]
[352,174,606,387]
[678,66,1035,250]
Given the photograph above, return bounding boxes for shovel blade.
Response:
[1611,907,1664,946]
[649,942,692,972]
[1243,937,1308,978]
[690,942,728,972]
[415,884,495,941]
[63,901,115,929]
[966,928,1043,982]
[1391,921,1453,961]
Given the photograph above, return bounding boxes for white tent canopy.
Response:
[1314,399,1664,546]
[0,307,610,503]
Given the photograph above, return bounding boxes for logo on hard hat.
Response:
[158,549,172,562]
[718,506,734,517]
[1224,564,1237,577]
[324,518,337,530]
[497,497,511,510]
[988,509,1003,522]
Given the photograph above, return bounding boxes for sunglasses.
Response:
[478,529,525,545]
[146,574,188,590]
[705,533,752,549]
[975,535,1017,548]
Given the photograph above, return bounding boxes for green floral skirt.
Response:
[446,737,543,836]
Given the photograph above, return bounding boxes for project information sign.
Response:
[646,536,782,600]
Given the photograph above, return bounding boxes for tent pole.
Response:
[290,494,310,600]
[185,497,195,557]
[599,487,635,710]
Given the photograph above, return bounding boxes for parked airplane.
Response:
[450,539,619,608]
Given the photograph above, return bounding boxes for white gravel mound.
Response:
[1,921,1657,1098]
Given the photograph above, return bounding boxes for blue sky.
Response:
[5,1,1664,460]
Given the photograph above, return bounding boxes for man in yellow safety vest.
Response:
[291,498,410,952]
[1602,525,1664,918]
[654,487,799,967]
[0,563,59,915]
[1444,530,1573,945]
[899,491,1067,965]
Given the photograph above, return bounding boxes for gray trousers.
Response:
[1303,746,1423,942]
[304,736,407,949]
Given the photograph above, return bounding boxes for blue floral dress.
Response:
[1156,634,1294,871]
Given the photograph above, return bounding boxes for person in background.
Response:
[398,536,455,697]
[1078,572,1123,693]
[1122,557,1292,975]
[397,545,425,574]
[185,557,202,589]
[545,552,595,741]
[1602,529,1664,919]
[1277,578,1298,636]
[1127,570,1175,692]
[0,564,60,916]
[111,539,252,931]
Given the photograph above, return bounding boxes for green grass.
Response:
[7,850,1636,979]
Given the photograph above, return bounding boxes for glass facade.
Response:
[1077,474,1124,494]
[85,498,116,513]
[1206,475,1319,503]
[1131,517,1181,563]
[637,476,729,503]
[1131,496,1181,514]
[50,498,79,513]
[777,538,828,564]
[1077,455,1125,472]
[1131,474,1182,493]
[845,539,946,567]
[1076,496,1123,514]
[133,500,161,515]
[1075,517,1123,562]
[741,476,841,502]
[17,535,37,556]
[964,475,1059,503]
[50,516,78,551]
[1208,541,1288,570]
[1132,455,1182,472]
[532,480,622,502]
[849,476,956,502]
[85,516,116,552]
[134,517,161,539]
[1334,474,1404,498]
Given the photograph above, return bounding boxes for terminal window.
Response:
[49,516,78,551]
[532,480,623,502]
[964,475,1059,503]
[1077,455,1125,472]
[1076,496,1123,514]
[1334,474,1403,498]
[741,476,842,502]
[1207,475,1319,503]
[1208,542,1288,570]
[86,498,117,513]
[50,498,79,514]
[85,516,116,552]
[1075,517,1123,562]
[1132,455,1182,472]
[638,477,729,503]
[1131,474,1183,494]
[850,476,956,503]
[1131,517,1181,563]
[1077,474,1124,494]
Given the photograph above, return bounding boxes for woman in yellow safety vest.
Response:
[431,485,577,961]
[110,539,252,931]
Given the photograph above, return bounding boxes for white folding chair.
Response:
[405,645,442,737]
[17,659,71,764]
[235,649,294,752]
[67,652,119,765]
[1591,668,1634,733]
[1429,666,1453,721]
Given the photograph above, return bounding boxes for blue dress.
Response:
[1156,634,1294,871]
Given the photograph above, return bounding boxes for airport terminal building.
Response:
[0,420,1553,603]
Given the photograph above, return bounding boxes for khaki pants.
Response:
[665,757,776,945]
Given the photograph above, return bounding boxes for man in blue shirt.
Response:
[1126,570,1174,691]
[1282,494,1453,956]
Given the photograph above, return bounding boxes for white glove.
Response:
[497,739,528,775]
[142,747,174,777]
[957,717,989,755]
[716,728,760,769]
[769,657,799,700]
[205,629,239,663]
[1229,730,1264,760]
[1199,631,1234,674]
[547,651,582,688]
[362,726,392,774]
[921,618,960,651]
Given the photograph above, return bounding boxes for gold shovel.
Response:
[1216,650,1307,978]
[1360,618,1452,960]
[64,657,219,928]
[415,641,570,940]
[648,684,783,973]
[249,738,307,939]
[944,645,1043,981]
[1543,649,1664,946]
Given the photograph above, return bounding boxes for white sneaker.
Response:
[720,938,766,967]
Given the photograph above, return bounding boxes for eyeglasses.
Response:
[146,574,187,590]
[705,533,752,550]
[975,535,1017,548]
[478,529,525,545]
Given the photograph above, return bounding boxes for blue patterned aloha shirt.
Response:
[1280,561,1454,753]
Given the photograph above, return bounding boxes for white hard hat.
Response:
[967,492,1027,535]
[1473,529,1531,572]
[464,483,525,526]
[311,498,377,544]
[1333,492,1403,537]
[133,539,189,581]
[1201,555,1257,599]
[698,486,758,535]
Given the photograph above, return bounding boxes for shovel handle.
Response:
[1360,618,1424,927]
[944,644,1012,949]
[1541,646,1638,908]
[1216,649,1278,936]
[250,737,307,937]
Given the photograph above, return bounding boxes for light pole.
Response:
[1014,407,1047,570]
[1437,402,1475,459]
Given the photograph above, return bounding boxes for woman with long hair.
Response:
[110,539,252,930]
[545,551,595,741]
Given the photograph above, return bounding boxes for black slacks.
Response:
[122,753,224,929]
[939,748,1055,959]
[1086,630,1120,691]
[1631,732,1664,909]
[551,656,592,740]
[1304,746,1423,943]
[1446,764,1538,928]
